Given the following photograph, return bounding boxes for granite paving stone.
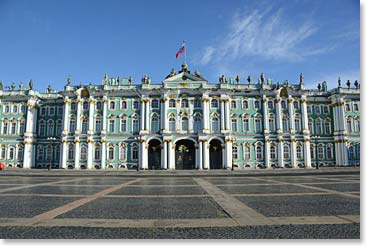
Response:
[57,197,227,219]
[309,183,360,192]
[133,179,197,185]
[2,185,108,195]
[237,194,360,217]
[0,224,360,239]
[205,178,275,185]
[110,186,207,195]
[0,196,78,218]
[218,184,319,194]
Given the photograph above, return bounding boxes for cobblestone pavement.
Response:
[0,171,360,239]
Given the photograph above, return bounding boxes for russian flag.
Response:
[175,42,185,59]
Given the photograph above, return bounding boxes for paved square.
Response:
[0,171,360,239]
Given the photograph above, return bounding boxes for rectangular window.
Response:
[49,107,55,115]
[323,106,329,114]
[109,119,115,132]
[243,119,249,131]
[231,119,237,132]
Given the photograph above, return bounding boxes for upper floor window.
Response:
[70,102,76,110]
[212,117,219,132]
[40,107,46,116]
[354,103,359,111]
[254,100,260,109]
[57,106,63,115]
[293,101,299,109]
[151,99,159,109]
[256,145,263,160]
[345,103,351,111]
[211,99,219,108]
[169,99,176,108]
[82,101,89,110]
[323,105,329,114]
[121,100,127,109]
[231,118,237,132]
[151,115,159,133]
[109,101,115,110]
[193,115,201,133]
[49,107,55,115]
[4,105,10,113]
[231,100,237,109]
[315,105,321,114]
[133,101,139,109]
[267,100,274,109]
[169,118,176,132]
[242,100,248,109]
[21,105,27,114]
[307,105,312,114]
[181,99,189,108]
[96,101,102,110]
[181,117,189,131]
[281,100,287,109]
[194,99,201,108]
[109,119,115,132]
[13,105,18,114]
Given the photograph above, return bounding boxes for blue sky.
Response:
[0,0,359,91]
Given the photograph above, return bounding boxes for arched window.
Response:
[294,116,301,132]
[46,145,52,161]
[17,145,24,161]
[13,105,18,113]
[19,119,25,135]
[132,144,138,160]
[254,100,260,109]
[109,101,115,110]
[11,121,16,135]
[83,101,89,110]
[0,145,5,160]
[269,116,275,132]
[151,114,159,132]
[317,145,324,159]
[56,120,62,135]
[354,103,359,111]
[132,117,139,133]
[325,119,331,135]
[283,145,290,159]
[37,146,44,161]
[4,105,10,113]
[212,117,219,132]
[121,100,127,109]
[267,100,274,109]
[94,144,101,160]
[281,100,287,109]
[2,120,8,134]
[242,100,248,109]
[108,144,114,160]
[244,144,250,160]
[47,120,54,136]
[282,116,288,132]
[326,145,333,159]
[69,117,76,132]
[231,100,237,109]
[354,118,360,132]
[255,117,262,133]
[109,118,115,132]
[133,100,139,109]
[231,118,237,132]
[256,145,263,160]
[169,117,176,132]
[70,102,76,110]
[95,116,101,132]
[80,146,87,160]
[181,99,189,108]
[194,99,201,108]
[82,119,88,134]
[323,105,329,114]
[119,144,126,160]
[193,115,201,133]
[211,99,219,108]
[270,145,276,160]
[296,144,303,159]
[243,117,249,131]
[120,117,127,132]
[169,99,176,108]
[39,120,45,136]
[293,101,299,109]
[181,117,188,131]
[96,101,102,110]
[9,146,15,160]
[308,119,313,135]
[232,146,238,159]
[151,99,159,109]
[345,103,351,111]
[346,117,352,133]
[68,144,74,160]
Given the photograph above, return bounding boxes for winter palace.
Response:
[0,63,360,170]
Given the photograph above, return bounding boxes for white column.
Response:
[220,99,225,131]
[262,97,269,133]
[277,139,284,167]
[74,140,80,169]
[189,99,194,132]
[264,140,270,168]
[101,140,106,169]
[163,98,169,133]
[62,97,69,133]
[202,96,209,133]
[225,99,230,131]
[291,139,297,167]
[197,141,203,169]
[168,141,175,170]
[87,139,93,169]
[102,96,108,134]
[300,96,309,134]
[288,97,295,134]
[195,143,201,169]
[76,96,82,133]
[23,99,37,168]
[141,140,148,169]
[61,141,67,169]
[145,100,150,132]
[304,138,312,168]
[88,97,95,134]
[161,141,168,169]
[225,139,233,169]
[203,140,209,169]
[275,97,282,133]
[222,144,226,169]
[141,100,146,131]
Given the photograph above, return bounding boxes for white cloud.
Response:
[197,6,328,65]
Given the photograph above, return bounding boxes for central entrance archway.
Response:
[175,139,196,169]
[209,139,223,169]
[148,139,161,170]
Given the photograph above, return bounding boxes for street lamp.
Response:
[311,136,320,169]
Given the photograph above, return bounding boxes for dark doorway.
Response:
[175,139,196,169]
[210,139,223,169]
[148,139,161,170]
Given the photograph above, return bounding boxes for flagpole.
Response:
[184,41,187,64]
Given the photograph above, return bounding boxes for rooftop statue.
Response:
[46,85,53,93]
[0,81,3,90]
[128,76,133,85]
[103,74,109,85]
[260,73,265,84]
[67,75,71,86]
[29,80,33,90]
[235,75,240,84]
[19,82,24,90]
[354,80,359,89]
[247,75,251,84]
[300,73,304,84]
[219,75,227,84]
[11,82,16,91]
[338,77,342,88]
[346,80,351,88]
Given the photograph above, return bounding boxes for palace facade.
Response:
[0,63,360,170]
